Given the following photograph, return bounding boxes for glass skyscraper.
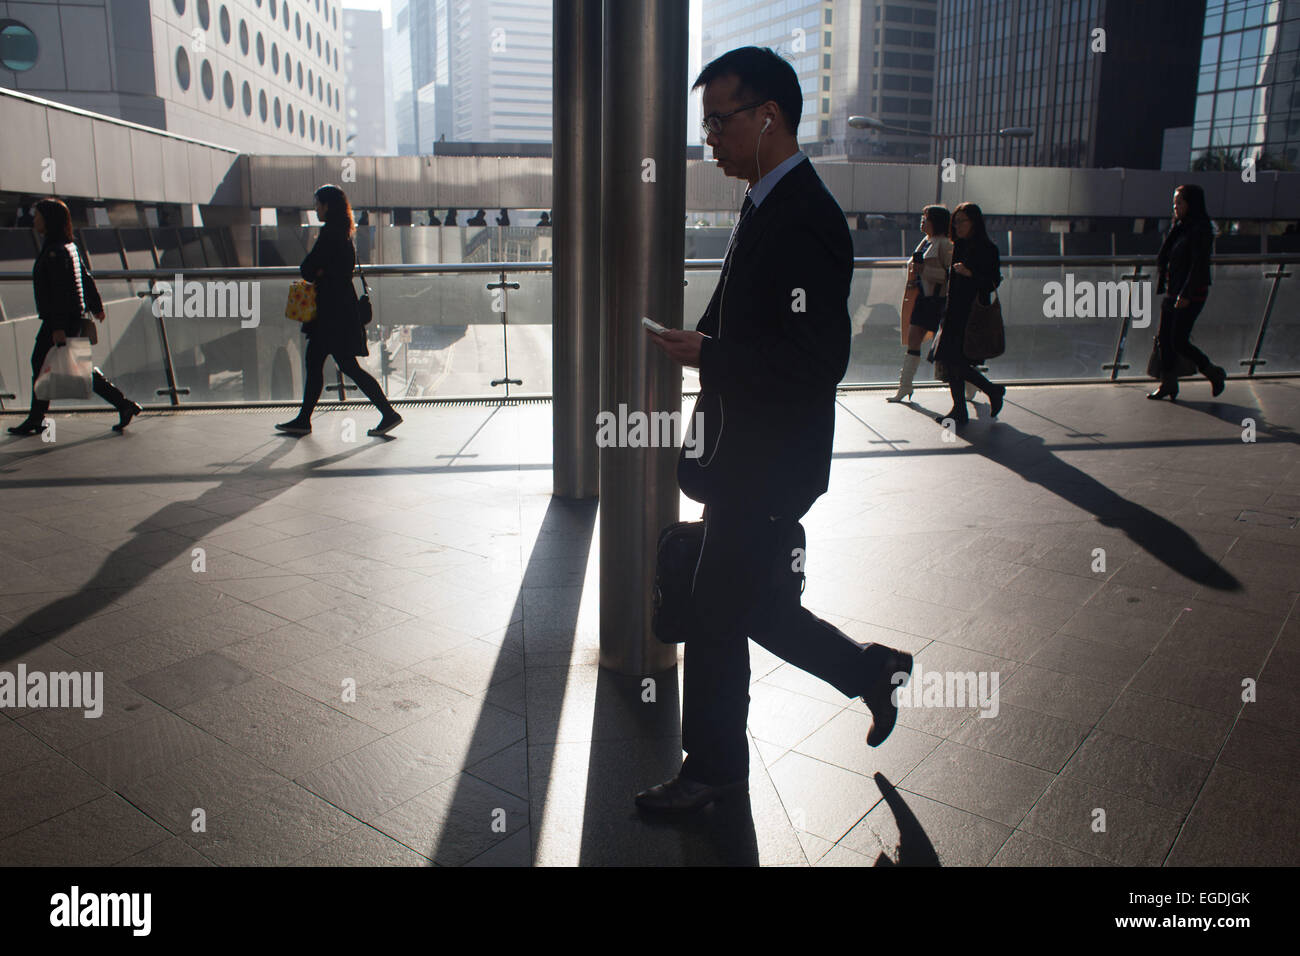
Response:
[1193,0,1300,167]
[935,0,1204,169]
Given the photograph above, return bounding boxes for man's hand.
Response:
[93,311,105,321]
[1174,296,1190,309]
[952,262,972,277]
[51,329,67,345]
[647,328,705,368]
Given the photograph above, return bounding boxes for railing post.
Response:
[1244,263,1289,377]
[140,280,190,405]
[1102,260,1147,380]
[487,269,522,400]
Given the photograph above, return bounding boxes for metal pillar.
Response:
[553,0,603,499]
[598,0,687,675]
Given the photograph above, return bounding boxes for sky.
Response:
[340,0,704,142]
[340,0,702,62]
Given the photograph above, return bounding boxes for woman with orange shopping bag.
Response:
[276,184,401,436]
[7,198,141,436]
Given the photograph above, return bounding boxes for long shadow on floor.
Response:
[1169,397,1300,445]
[0,439,379,664]
[901,408,1241,591]
[870,773,940,866]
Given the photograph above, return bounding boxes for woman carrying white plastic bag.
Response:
[34,337,94,400]
[7,198,142,436]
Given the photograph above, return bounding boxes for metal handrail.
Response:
[2,252,1297,282]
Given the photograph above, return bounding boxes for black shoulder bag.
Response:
[353,245,372,325]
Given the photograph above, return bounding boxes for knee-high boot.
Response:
[92,367,142,431]
[887,351,922,402]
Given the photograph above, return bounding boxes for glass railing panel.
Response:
[1162,262,1273,379]
[363,271,546,399]
[0,278,173,411]
[1256,267,1300,374]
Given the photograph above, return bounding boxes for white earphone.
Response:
[762,117,771,132]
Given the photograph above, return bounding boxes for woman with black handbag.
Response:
[276,184,401,436]
[1147,184,1226,401]
[888,204,973,406]
[931,201,1006,427]
[8,197,141,436]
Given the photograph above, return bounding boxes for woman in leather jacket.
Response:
[7,198,141,436]
[1148,184,1226,400]
[276,185,401,436]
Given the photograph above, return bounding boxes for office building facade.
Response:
[701,0,833,147]
[934,0,1205,168]
[0,0,346,154]
[1192,0,1300,168]
[342,7,387,155]
[830,0,936,160]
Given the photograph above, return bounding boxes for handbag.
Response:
[964,291,1005,360]
[651,517,807,645]
[652,521,705,644]
[355,270,372,325]
[353,245,372,325]
[285,280,317,323]
[927,325,953,382]
[79,314,98,346]
[35,337,93,400]
[1146,340,1197,380]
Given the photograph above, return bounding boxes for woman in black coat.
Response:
[932,201,1006,426]
[8,198,141,436]
[276,185,401,436]
[1148,183,1226,400]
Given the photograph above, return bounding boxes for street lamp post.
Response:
[847,115,1034,205]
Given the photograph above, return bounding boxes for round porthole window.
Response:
[222,70,234,108]
[0,19,38,71]
[172,0,186,14]
[200,59,215,100]
[197,0,210,30]
[174,46,191,90]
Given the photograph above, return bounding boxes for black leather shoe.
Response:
[935,409,968,426]
[634,774,747,814]
[1147,384,1178,401]
[112,401,142,432]
[988,384,1006,418]
[275,419,311,435]
[7,417,42,436]
[1206,365,1226,397]
[862,650,913,747]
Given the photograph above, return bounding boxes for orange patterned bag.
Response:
[285,280,317,323]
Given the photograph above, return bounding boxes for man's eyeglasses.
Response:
[701,103,765,136]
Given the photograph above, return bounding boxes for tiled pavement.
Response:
[1,380,1297,866]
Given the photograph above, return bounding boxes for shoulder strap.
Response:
[352,242,369,295]
[65,242,88,314]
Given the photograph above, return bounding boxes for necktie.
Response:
[720,195,754,283]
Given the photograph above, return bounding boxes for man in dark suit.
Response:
[639,47,914,814]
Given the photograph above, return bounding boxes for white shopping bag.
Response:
[34,337,93,400]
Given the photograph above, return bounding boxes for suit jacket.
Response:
[300,222,368,356]
[34,240,102,335]
[677,157,852,517]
